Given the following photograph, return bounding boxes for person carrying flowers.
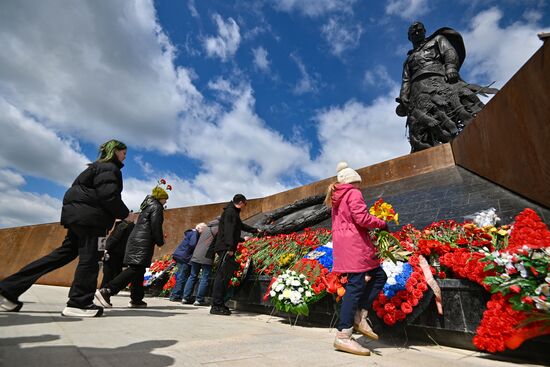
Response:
[95,181,169,309]
[324,162,388,356]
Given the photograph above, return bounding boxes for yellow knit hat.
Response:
[151,186,169,200]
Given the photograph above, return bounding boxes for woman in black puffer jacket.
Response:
[95,186,167,309]
[0,140,129,318]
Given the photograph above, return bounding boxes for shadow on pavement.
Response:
[0,313,80,327]
[0,335,177,367]
[103,309,187,318]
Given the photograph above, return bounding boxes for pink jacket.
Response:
[331,184,386,273]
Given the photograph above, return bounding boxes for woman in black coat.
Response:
[0,140,129,317]
[95,187,167,308]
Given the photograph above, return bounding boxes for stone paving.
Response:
[0,285,545,367]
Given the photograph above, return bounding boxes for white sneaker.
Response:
[0,293,23,312]
[62,304,104,317]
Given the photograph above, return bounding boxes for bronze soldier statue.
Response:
[396,22,497,152]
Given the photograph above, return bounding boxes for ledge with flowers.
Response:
[147,198,550,358]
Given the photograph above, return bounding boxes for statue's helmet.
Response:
[408,21,426,42]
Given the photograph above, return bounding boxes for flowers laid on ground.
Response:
[228,227,332,284]
[146,200,549,354]
[372,255,428,325]
[268,270,314,316]
[144,254,175,287]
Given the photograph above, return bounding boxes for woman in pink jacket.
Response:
[325,162,388,356]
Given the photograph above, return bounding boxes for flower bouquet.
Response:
[268,269,314,316]
[369,199,410,263]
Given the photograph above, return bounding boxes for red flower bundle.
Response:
[473,293,528,352]
[439,249,494,289]
[506,208,550,253]
[372,255,428,326]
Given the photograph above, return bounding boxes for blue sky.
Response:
[0,0,548,228]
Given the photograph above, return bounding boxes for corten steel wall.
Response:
[451,40,550,208]
[0,144,455,287]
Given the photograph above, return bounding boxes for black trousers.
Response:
[100,254,124,289]
[0,225,102,308]
[105,265,145,302]
[211,251,238,307]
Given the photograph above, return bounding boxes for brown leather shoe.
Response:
[354,309,379,340]
[333,327,370,356]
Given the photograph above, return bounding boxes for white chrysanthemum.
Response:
[289,290,302,305]
[291,271,297,276]
[278,294,284,300]
[270,290,276,297]
[275,283,285,292]
[291,279,301,287]
[282,289,292,299]
[305,290,312,298]
[271,281,279,289]
[299,274,305,279]
[304,280,309,285]
[298,287,304,293]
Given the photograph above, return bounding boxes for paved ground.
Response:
[0,285,546,367]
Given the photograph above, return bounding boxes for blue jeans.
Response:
[338,266,387,331]
[183,261,212,303]
[170,261,191,300]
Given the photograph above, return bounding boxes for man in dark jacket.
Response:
[100,212,138,288]
[169,223,206,303]
[210,194,260,315]
[95,186,167,309]
[0,140,129,317]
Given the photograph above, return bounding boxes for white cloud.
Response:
[271,0,357,17]
[0,0,201,154]
[0,190,61,228]
[0,169,25,192]
[385,0,429,20]
[291,53,320,95]
[188,0,199,18]
[0,98,90,186]
[0,169,61,228]
[460,7,549,88]
[178,81,311,200]
[252,47,271,72]
[0,1,316,228]
[363,65,397,89]
[306,91,410,179]
[204,14,241,61]
[134,155,154,175]
[321,18,363,56]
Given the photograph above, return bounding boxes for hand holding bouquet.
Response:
[369,199,410,263]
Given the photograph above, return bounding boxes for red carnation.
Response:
[401,301,413,314]
[383,314,397,326]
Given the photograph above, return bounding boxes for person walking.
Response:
[95,184,168,309]
[183,220,219,306]
[101,212,138,288]
[0,140,130,317]
[325,162,388,356]
[169,223,207,303]
[209,194,260,316]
